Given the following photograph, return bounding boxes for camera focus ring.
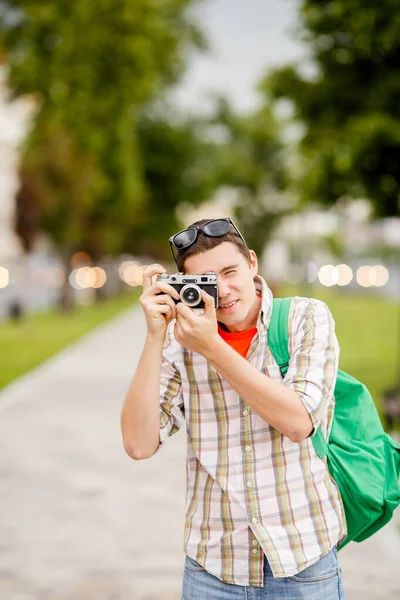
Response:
[180,284,202,307]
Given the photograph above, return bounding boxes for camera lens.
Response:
[180,284,201,307]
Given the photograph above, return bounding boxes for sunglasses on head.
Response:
[169,218,246,265]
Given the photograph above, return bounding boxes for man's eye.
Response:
[225,270,236,275]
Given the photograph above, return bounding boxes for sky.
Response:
[174,0,307,114]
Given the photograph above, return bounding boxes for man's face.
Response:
[183,241,260,332]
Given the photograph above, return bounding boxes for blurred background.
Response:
[0,0,399,598]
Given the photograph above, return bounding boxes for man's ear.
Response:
[249,250,258,276]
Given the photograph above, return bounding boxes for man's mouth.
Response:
[218,300,238,311]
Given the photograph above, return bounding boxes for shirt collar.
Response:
[254,275,273,330]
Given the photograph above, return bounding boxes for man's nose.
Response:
[218,278,231,299]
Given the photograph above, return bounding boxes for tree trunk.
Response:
[58,251,74,313]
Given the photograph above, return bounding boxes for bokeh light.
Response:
[371,265,389,287]
[75,267,96,289]
[119,261,145,286]
[336,264,353,286]
[0,267,9,288]
[91,267,107,289]
[356,266,374,287]
[318,265,339,287]
[118,261,138,279]
[69,266,107,289]
[70,267,91,289]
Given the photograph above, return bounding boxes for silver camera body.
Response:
[157,272,218,309]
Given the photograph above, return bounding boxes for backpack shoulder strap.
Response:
[269,298,292,376]
[269,296,327,458]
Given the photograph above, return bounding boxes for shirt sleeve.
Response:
[282,298,339,435]
[155,323,185,453]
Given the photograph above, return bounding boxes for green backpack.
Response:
[268,297,400,550]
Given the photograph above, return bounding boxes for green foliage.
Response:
[261,0,400,218]
[0,0,205,260]
[211,98,289,255]
[130,111,219,258]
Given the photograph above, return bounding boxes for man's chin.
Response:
[217,310,242,326]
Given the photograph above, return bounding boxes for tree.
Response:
[127,109,219,259]
[209,98,289,256]
[0,0,205,304]
[260,0,400,218]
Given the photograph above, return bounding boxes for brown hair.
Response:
[176,218,251,272]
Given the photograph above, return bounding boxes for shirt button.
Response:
[242,410,248,416]
[252,540,258,546]
[252,548,258,554]
[245,445,251,452]
[247,481,253,488]
[251,517,258,524]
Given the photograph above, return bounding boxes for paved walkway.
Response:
[0,305,399,600]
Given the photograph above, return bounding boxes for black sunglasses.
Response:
[169,218,246,265]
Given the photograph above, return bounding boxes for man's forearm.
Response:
[121,334,164,459]
[204,338,313,442]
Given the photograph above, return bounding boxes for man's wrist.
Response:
[146,331,166,349]
[203,335,226,363]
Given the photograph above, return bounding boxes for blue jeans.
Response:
[182,547,345,599]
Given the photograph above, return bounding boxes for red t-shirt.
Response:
[218,324,258,358]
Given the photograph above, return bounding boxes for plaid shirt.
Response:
[157,276,347,586]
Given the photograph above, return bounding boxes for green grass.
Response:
[277,283,400,421]
[0,289,140,390]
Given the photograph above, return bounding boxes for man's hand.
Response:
[140,264,180,340]
[174,290,219,355]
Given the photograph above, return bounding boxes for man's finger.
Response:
[202,290,216,317]
[176,302,196,322]
[142,264,166,290]
[152,281,180,301]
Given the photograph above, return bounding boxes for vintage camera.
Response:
[157,272,218,309]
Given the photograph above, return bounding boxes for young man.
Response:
[121,218,347,599]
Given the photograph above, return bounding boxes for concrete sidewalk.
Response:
[0,305,399,600]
